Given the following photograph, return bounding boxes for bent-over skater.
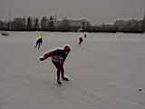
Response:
[40,45,71,85]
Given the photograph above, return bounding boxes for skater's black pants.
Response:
[52,61,65,82]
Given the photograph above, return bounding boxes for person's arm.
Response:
[40,51,54,61]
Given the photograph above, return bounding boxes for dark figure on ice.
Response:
[84,33,87,38]
[34,33,43,50]
[78,36,83,45]
[40,45,71,85]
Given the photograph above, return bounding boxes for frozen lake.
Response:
[0,32,145,109]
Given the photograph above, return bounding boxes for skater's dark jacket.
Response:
[41,48,70,64]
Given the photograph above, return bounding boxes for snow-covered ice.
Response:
[0,32,145,109]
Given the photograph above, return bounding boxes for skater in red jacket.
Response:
[40,45,71,85]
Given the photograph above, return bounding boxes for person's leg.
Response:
[38,42,40,50]
[40,39,43,45]
[38,39,41,50]
[79,41,82,45]
[39,39,42,49]
[52,61,62,84]
[60,65,64,79]
[79,40,81,45]
[56,69,61,84]
[35,40,39,48]
[60,65,69,81]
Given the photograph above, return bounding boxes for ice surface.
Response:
[0,32,145,109]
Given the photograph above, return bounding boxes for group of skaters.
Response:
[34,31,87,85]
[34,32,87,50]
[78,33,87,45]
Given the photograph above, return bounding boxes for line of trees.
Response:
[0,16,145,33]
[0,16,56,31]
[0,16,92,32]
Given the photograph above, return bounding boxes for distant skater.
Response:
[34,32,43,50]
[78,36,83,45]
[40,45,71,85]
[84,33,87,38]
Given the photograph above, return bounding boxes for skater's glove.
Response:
[40,56,45,61]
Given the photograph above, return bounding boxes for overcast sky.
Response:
[0,0,145,24]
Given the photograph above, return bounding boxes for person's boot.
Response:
[62,77,70,81]
[40,57,45,61]
[57,80,62,85]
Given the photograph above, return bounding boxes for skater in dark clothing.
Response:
[34,33,43,50]
[84,33,87,38]
[40,45,71,85]
[78,36,83,45]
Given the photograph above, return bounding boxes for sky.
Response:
[0,0,145,24]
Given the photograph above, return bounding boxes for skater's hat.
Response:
[64,45,71,52]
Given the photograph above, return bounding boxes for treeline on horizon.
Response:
[0,16,145,33]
